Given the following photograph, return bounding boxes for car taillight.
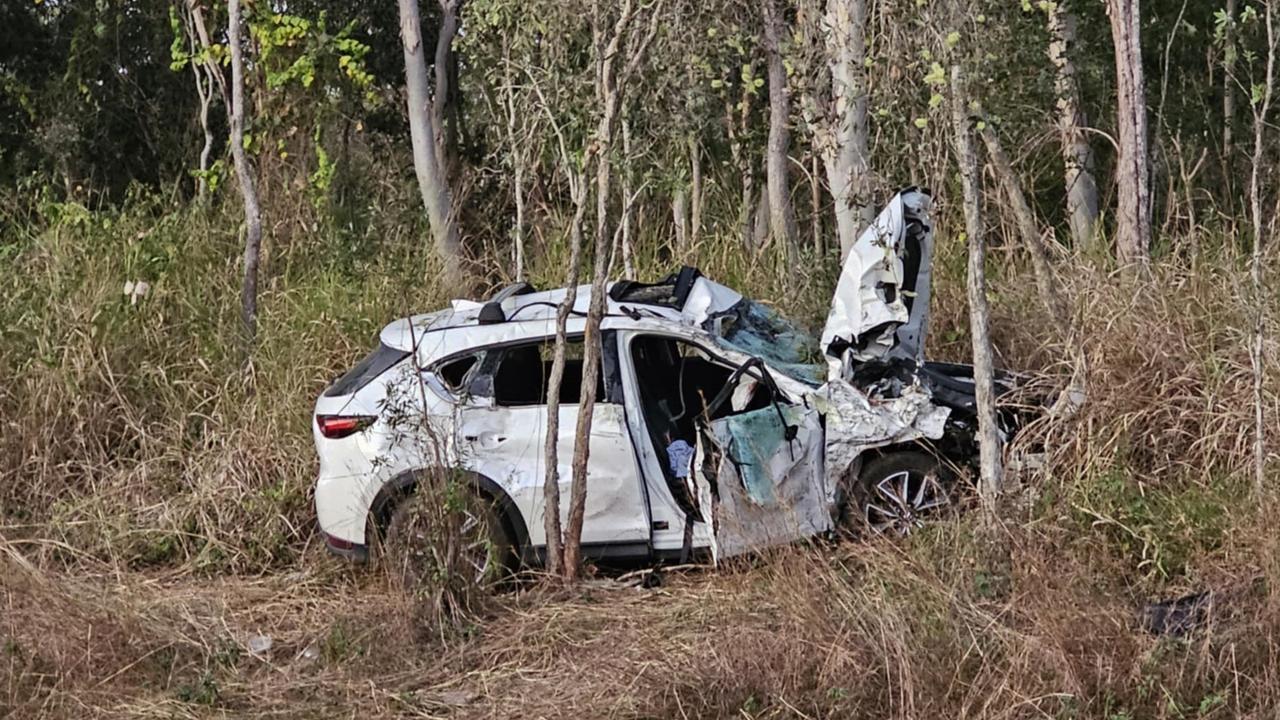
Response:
[316,414,375,439]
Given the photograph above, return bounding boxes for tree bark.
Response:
[502,47,526,280]
[689,134,703,246]
[398,0,464,286]
[540,168,591,578]
[1107,0,1152,266]
[433,0,462,170]
[1046,1,1101,252]
[762,0,800,262]
[811,151,823,255]
[1248,1,1275,497]
[1223,0,1238,165]
[950,66,1003,505]
[672,185,689,251]
[822,0,874,259]
[726,81,756,248]
[227,0,262,355]
[621,118,636,276]
[563,0,659,581]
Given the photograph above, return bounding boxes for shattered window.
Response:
[435,353,480,393]
[709,300,825,385]
[490,338,603,406]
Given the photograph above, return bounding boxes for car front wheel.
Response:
[849,451,951,537]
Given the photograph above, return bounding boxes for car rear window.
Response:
[323,343,411,397]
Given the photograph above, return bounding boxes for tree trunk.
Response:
[563,0,658,581]
[502,48,526,281]
[1223,0,1238,165]
[726,82,755,248]
[752,181,772,248]
[1248,1,1275,497]
[433,0,462,170]
[398,0,464,286]
[822,0,874,259]
[540,171,591,578]
[689,135,703,246]
[1107,0,1152,266]
[762,0,799,262]
[979,121,1067,328]
[950,66,1003,505]
[227,0,262,355]
[621,119,636,277]
[1046,1,1101,252]
[672,185,689,251]
[178,0,215,199]
[811,151,823,255]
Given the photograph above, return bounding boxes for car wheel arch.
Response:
[368,468,531,563]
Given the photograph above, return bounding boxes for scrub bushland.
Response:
[3,194,1280,718]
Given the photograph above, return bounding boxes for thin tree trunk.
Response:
[811,151,823,255]
[540,171,590,578]
[502,47,526,280]
[979,121,1067,327]
[672,186,689,251]
[752,181,772,248]
[621,119,636,276]
[822,0,874,259]
[179,0,215,198]
[1248,1,1275,497]
[1107,0,1152,266]
[762,0,799,262]
[433,0,462,169]
[689,135,703,246]
[950,65,1003,505]
[727,84,755,248]
[563,0,659,580]
[227,0,262,355]
[1046,1,1101,252]
[398,0,464,286]
[1223,0,1238,165]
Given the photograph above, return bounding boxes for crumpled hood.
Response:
[820,189,934,381]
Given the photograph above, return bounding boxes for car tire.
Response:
[379,490,516,590]
[848,451,951,537]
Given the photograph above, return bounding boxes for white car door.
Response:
[454,335,651,551]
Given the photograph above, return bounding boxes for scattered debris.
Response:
[247,634,273,656]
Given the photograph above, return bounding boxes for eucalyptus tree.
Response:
[1043,0,1100,252]
[397,0,464,285]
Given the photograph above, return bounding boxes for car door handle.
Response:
[464,433,507,448]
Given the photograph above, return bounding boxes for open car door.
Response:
[690,359,831,563]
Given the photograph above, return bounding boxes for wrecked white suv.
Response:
[314,189,1010,567]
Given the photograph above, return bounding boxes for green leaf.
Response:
[923,62,946,86]
[913,117,928,129]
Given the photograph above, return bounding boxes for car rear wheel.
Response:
[849,451,951,537]
[381,490,516,590]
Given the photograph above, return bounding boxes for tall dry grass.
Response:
[4,191,1280,717]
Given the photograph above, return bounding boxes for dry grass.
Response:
[5,198,1280,717]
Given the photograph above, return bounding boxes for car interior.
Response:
[628,335,780,510]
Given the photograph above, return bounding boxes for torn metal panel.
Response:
[821,189,934,380]
[694,404,830,562]
[815,379,950,498]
